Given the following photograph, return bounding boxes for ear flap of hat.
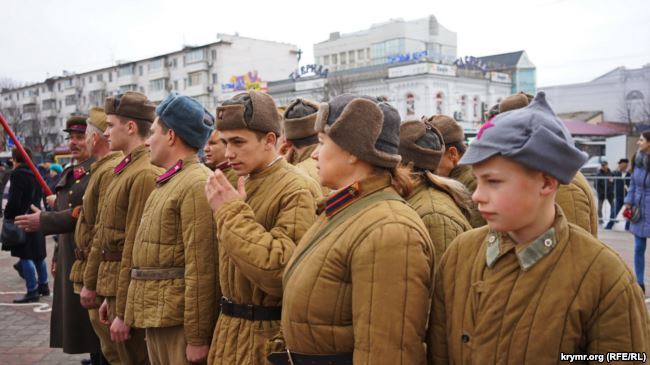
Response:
[216,104,248,131]
[314,102,331,134]
[248,91,281,135]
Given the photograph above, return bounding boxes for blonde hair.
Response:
[422,170,473,220]
[373,165,416,198]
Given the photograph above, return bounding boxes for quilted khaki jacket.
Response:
[71,152,122,293]
[556,171,598,237]
[407,179,471,265]
[207,157,320,365]
[125,157,217,345]
[428,206,650,365]
[282,173,436,365]
[84,145,162,319]
[449,164,485,228]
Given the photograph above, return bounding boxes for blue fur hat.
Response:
[156,92,214,149]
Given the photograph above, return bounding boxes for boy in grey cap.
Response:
[428,92,649,364]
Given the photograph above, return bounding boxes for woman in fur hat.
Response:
[272,94,435,365]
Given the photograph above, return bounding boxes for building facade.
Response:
[0,34,298,152]
[540,65,650,124]
[477,51,536,94]
[269,61,512,125]
[314,15,457,72]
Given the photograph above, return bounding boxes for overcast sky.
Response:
[2,0,649,87]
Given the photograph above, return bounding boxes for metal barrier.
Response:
[583,175,631,228]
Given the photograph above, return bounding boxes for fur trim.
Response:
[399,120,445,171]
[283,98,319,140]
[216,104,248,131]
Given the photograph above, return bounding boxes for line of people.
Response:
[6,89,648,365]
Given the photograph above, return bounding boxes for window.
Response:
[58,83,62,91]
[139,86,145,93]
[89,76,93,83]
[65,95,77,106]
[348,51,355,64]
[332,54,338,65]
[108,72,113,82]
[406,92,415,116]
[212,73,218,84]
[173,58,178,68]
[324,55,330,65]
[89,90,105,106]
[340,52,347,65]
[149,58,164,70]
[139,65,143,76]
[97,74,103,82]
[58,100,62,109]
[63,79,74,88]
[118,65,134,76]
[371,39,403,60]
[119,84,136,93]
[211,50,217,61]
[357,49,365,60]
[149,78,165,92]
[188,72,203,87]
[42,99,56,111]
[185,49,205,64]
[173,80,179,90]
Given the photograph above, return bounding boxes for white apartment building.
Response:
[540,64,650,124]
[314,15,457,72]
[0,33,298,151]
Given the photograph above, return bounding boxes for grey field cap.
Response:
[459,92,588,184]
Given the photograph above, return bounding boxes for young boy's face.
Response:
[471,155,551,233]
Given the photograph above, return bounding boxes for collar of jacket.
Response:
[407,174,428,199]
[156,156,200,185]
[114,145,147,175]
[321,172,392,218]
[91,151,122,173]
[287,144,317,165]
[247,155,285,181]
[485,204,569,271]
[55,157,96,190]
[449,164,471,181]
[215,160,231,172]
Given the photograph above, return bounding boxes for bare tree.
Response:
[619,99,638,133]
[323,74,353,102]
[0,77,24,92]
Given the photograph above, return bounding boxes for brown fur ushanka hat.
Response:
[498,92,534,114]
[426,114,464,146]
[216,91,281,136]
[314,94,401,168]
[283,98,319,140]
[399,119,445,171]
[104,91,156,122]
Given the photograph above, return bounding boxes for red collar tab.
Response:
[325,182,361,217]
[156,160,183,184]
[113,154,132,174]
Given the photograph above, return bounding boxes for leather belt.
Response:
[267,351,353,365]
[131,267,184,280]
[74,248,89,260]
[220,296,281,321]
[101,250,122,262]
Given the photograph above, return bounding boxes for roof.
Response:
[477,51,524,70]
[562,119,629,136]
[557,111,603,122]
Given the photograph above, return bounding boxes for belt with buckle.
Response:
[130,267,184,280]
[267,350,353,365]
[220,296,281,321]
[101,250,122,262]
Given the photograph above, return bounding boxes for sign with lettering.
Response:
[289,64,329,81]
[387,50,429,64]
[221,70,267,92]
[490,72,511,83]
[388,63,457,78]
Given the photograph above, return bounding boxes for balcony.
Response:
[87,80,107,91]
[185,60,209,73]
[63,87,78,96]
[22,112,37,121]
[41,109,58,118]
[21,96,37,105]
[148,89,169,103]
[117,74,137,86]
[40,91,55,100]
[148,68,169,80]
[63,103,78,114]
[185,84,208,97]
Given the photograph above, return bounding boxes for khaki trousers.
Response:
[106,296,149,365]
[146,326,196,365]
[88,306,122,365]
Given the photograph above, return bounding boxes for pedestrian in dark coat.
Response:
[2,147,48,303]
